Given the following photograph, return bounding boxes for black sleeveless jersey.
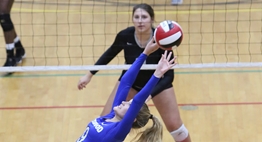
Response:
[90,27,174,97]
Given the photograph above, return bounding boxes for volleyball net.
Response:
[0,0,261,72]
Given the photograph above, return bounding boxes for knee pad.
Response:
[170,124,189,142]
[0,14,14,32]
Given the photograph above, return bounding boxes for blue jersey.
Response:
[77,53,160,142]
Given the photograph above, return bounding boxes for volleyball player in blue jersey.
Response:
[0,0,25,68]
[76,39,176,142]
[78,3,191,142]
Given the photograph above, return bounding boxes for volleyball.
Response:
[154,20,183,50]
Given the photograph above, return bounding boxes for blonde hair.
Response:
[131,103,163,142]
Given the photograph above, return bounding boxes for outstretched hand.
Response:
[143,38,159,55]
[154,51,177,78]
[78,73,92,90]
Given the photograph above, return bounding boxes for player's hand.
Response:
[154,50,177,78]
[143,38,159,55]
[78,73,92,90]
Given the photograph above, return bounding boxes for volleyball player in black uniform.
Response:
[0,0,25,67]
[89,26,174,97]
[78,3,191,142]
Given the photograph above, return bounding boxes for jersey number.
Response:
[76,127,90,142]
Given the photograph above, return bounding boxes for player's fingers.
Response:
[169,64,176,69]
[161,51,169,64]
[163,50,168,58]
[81,83,86,88]
[167,51,172,61]
[160,54,165,62]
[77,82,81,89]
[79,82,86,89]
[169,58,175,64]
[169,56,177,63]
[148,38,154,44]
[153,42,159,48]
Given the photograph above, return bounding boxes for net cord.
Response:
[0,62,262,72]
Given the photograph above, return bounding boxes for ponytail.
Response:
[133,115,163,142]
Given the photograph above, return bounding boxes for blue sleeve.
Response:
[111,53,148,111]
[114,75,160,138]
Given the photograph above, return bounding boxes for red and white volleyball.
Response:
[154,20,183,50]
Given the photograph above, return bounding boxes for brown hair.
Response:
[132,3,155,21]
[131,103,163,142]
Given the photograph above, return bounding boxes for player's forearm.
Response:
[89,47,119,75]
[86,71,94,77]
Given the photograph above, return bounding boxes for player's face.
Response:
[132,8,153,33]
[113,100,132,118]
